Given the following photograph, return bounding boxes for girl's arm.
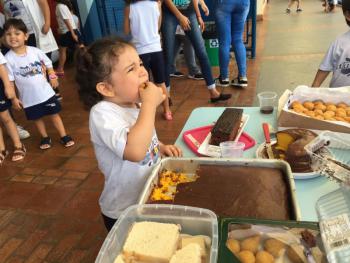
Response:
[123,5,131,35]
[193,0,205,31]
[311,69,330,87]
[199,0,209,16]
[164,0,191,30]
[158,0,162,31]
[37,0,51,34]
[63,18,78,42]
[0,64,15,99]
[123,82,165,162]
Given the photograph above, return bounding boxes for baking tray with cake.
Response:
[218,217,326,263]
[138,157,301,221]
[95,204,218,263]
[256,128,333,180]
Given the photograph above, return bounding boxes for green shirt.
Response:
[173,0,191,9]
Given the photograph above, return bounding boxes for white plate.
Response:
[198,114,249,158]
[255,140,332,180]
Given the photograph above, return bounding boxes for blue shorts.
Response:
[24,96,61,120]
[139,51,166,84]
[0,82,11,112]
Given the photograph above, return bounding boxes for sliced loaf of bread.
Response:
[123,221,180,262]
[169,243,202,263]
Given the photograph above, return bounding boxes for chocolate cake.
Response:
[149,165,293,220]
[275,129,317,173]
[210,108,243,146]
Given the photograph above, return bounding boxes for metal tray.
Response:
[138,157,301,221]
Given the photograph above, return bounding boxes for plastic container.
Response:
[316,187,350,263]
[257,91,277,114]
[218,218,320,262]
[220,141,245,158]
[95,204,219,263]
[305,131,350,186]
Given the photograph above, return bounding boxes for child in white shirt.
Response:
[55,0,82,76]
[312,0,350,88]
[75,37,182,231]
[4,18,74,149]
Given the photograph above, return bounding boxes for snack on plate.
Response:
[290,100,350,123]
[286,243,307,263]
[209,108,243,146]
[169,243,202,263]
[181,235,207,257]
[256,250,274,263]
[264,238,286,257]
[113,254,125,263]
[226,238,240,255]
[241,235,261,253]
[237,250,255,263]
[122,221,180,262]
[274,129,317,173]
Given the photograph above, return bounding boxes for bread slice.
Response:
[181,236,207,257]
[169,243,202,263]
[123,221,180,262]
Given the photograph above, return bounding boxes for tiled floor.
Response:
[0,0,345,262]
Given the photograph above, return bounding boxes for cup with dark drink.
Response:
[258,92,277,114]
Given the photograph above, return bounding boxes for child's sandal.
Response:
[60,135,75,148]
[0,150,9,165]
[40,137,52,150]
[12,144,26,162]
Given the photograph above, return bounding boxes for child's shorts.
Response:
[139,51,166,84]
[58,29,83,49]
[24,96,61,120]
[0,82,11,113]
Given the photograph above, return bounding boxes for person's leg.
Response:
[215,1,233,84]
[50,114,67,137]
[296,0,303,11]
[57,46,67,74]
[0,110,22,149]
[35,118,48,138]
[170,35,182,75]
[182,35,202,77]
[230,0,249,81]
[161,11,179,91]
[0,126,7,164]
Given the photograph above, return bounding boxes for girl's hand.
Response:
[42,23,50,34]
[139,82,165,107]
[160,144,183,157]
[197,16,205,32]
[178,14,191,30]
[11,98,22,110]
[50,78,59,89]
[72,32,79,43]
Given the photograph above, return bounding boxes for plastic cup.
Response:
[257,92,277,114]
[220,141,245,158]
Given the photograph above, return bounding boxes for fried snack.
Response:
[237,250,255,263]
[346,110,350,116]
[286,244,307,263]
[303,101,314,110]
[326,104,337,112]
[256,251,274,263]
[292,108,305,114]
[314,115,325,120]
[335,116,345,122]
[313,100,324,105]
[336,109,347,117]
[291,101,302,109]
[264,238,285,258]
[344,116,350,122]
[314,104,326,111]
[241,235,260,254]
[226,238,240,255]
[337,102,348,109]
[324,111,335,118]
[314,109,324,116]
[301,229,316,247]
[305,111,316,117]
[325,117,336,121]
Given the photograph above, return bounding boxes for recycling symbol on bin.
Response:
[209,39,219,48]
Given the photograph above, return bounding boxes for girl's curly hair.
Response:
[75,37,134,109]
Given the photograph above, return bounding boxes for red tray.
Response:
[182,125,256,156]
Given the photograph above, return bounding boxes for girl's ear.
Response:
[25,33,29,41]
[96,82,115,97]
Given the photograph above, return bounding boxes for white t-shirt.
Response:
[3,0,34,34]
[5,46,55,108]
[55,3,77,34]
[129,1,161,55]
[0,51,6,64]
[319,30,350,87]
[89,101,161,219]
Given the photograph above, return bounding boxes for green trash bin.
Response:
[205,39,219,67]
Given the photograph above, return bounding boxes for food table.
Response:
[174,107,340,222]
